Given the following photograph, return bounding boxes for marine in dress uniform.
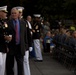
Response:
[32,14,43,61]
[0,6,12,75]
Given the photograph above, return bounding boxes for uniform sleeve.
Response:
[25,22,32,47]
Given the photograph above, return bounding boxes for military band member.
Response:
[32,14,43,62]
[0,6,12,75]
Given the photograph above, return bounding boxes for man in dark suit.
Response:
[6,8,28,75]
[13,7,33,75]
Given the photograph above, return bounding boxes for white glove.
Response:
[29,47,33,52]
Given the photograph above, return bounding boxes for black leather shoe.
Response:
[34,60,43,62]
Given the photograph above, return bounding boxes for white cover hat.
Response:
[34,14,41,17]
[15,6,24,12]
[0,5,8,13]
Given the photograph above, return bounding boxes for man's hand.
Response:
[32,30,35,32]
[4,35,12,42]
[29,47,33,52]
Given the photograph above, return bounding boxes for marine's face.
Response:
[35,17,40,21]
[2,12,7,18]
[0,11,7,19]
[19,12,22,18]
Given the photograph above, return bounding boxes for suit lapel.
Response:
[10,19,15,31]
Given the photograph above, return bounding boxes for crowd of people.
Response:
[0,5,76,75]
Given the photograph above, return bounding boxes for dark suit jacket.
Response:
[7,19,28,56]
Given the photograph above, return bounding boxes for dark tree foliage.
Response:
[1,0,76,19]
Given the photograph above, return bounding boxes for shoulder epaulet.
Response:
[26,24,28,27]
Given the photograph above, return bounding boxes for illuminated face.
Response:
[11,8,19,19]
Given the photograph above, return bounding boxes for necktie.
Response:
[15,20,19,44]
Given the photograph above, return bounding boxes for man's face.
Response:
[73,31,76,38]
[19,12,22,18]
[2,12,7,18]
[11,8,19,19]
[0,11,7,19]
[0,11,2,17]
[27,16,31,22]
[35,17,40,22]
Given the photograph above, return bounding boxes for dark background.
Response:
[0,0,76,20]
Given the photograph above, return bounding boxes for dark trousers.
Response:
[6,45,24,75]
[44,43,50,52]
